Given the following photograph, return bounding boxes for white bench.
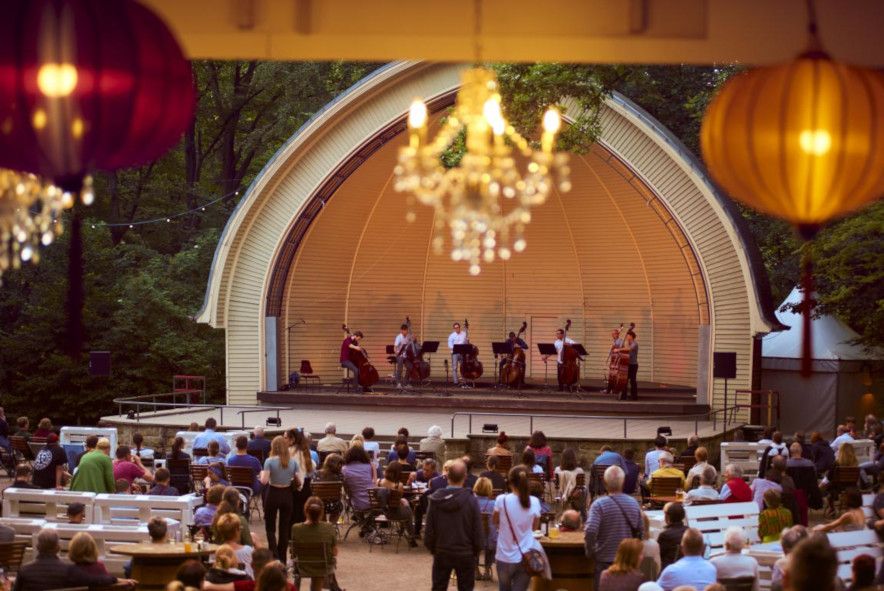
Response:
[862,493,875,519]
[1,489,96,522]
[0,517,47,544]
[685,501,760,556]
[92,493,203,526]
[720,442,763,481]
[60,426,118,452]
[851,439,876,465]
[827,529,882,585]
[38,522,157,575]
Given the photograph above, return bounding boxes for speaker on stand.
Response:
[713,352,737,426]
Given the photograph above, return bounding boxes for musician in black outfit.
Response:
[619,329,639,401]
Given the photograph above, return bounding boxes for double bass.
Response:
[559,319,581,388]
[404,316,431,382]
[460,318,484,380]
[606,322,632,395]
[501,321,528,386]
[341,323,379,388]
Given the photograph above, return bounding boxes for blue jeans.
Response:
[341,360,369,391]
[431,552,475,591]
[496,560,530,591]
[451,353,463,383]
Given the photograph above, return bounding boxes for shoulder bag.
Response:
[609,495,643,540]
[502,495,546,576]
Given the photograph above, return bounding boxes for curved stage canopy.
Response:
[198,62,779,413]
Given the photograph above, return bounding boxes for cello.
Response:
[404,316,431,382]
[606,322,632,395]
[559,319,581,389]
[501,321,528,387]
[341,323,379,388]
[460,318,484,380]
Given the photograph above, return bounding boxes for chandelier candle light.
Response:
[394,66,571,275]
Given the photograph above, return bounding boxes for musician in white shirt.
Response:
[447,322,468,385]
[542,328,575,392]
[394,323,414,388]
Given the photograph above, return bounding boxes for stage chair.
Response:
[717,576,756,591]
[0,540,28,574]
[299,360,321,391]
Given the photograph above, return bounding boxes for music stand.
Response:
[537,343,557,389]
[420,341,440,388]
[573,344,587,357]
[452,344,475,388]
[570,343,587,394]
[491,342,510,387]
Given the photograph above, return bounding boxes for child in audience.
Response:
[11,464,39,489]
[67,502,86,524]
[759,489,793,542]
[204,544,250,584]
[149,468,180,496]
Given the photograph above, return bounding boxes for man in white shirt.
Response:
[316,422,348,455]
[711,527,759,591]
[447,322,468,385]
[830,424,854,452]
[685,466,721,504]
[544,328,575,392]
[394,323,414,388]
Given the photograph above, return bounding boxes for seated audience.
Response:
[685,466,720,504]
[313,453,345,524]
[749,466,782,511]
[479,455,506,491]
[376,462,418,546]
[645,436,669,477]
[167,436,191,461]
[830,424,855,453]
[419,425,446,460]
[814,488,867,532]
[622,448,640,495]
[656,528,717,591]
[67,502,86,524]
[528,478,550,513]
[14,416,31,440]
[848,554,877,591]
[360,426,380,460]
[407,458,440,538]
[148,516,169,543]
[226,435,263,494]
[680,435,699,458]
[781,534,839,591]
[205,544,250,584]
[770,525,808,591]
[757,427,774,447]
[204,463,231,489]
[649,452,685,490]
[131,432,154,461]
[115,478,132,494]
[15,528,127,590]
[686,447,715,487]
[71,436,115,493]
[215,513,253,577]
[341,445,374,511]
[34,417,53,439]
[32,433,68,489]
[556,448,586,512]
[711,527,759,591]
[196,440,227,465]
[175,560,207,589]
[860,441,884,485]
[392,443,416,471]
[559,509,581,532]
[526,430,553,477]
[521,447,544,475]
[461,455,478,489]
[212,486,254,546]
[291,497,338,591]
[246,426,272,458]
[317,422,349,456]
[195,484,226,528]
[474,475,498,579]
[486,431,513,457]
[658,502,688,570]
[69,531,109,576]
[765,431,788,458]
[193,417,230,455]
[11,463,40,489]
[759,489,792,542]
[810,432,836,475]
[113,445,153,484]
[148,468,180,496]
[386,435,417,465]
[599,538,645,591]
[641,513,662,581]
[593,445,627,470]
[429,460,453,492]
[786,442,814,469]
[255,563,288,591]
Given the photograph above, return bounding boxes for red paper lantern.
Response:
[0,0,195,191]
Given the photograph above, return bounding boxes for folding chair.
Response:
[9,436,34,463]
[366,488,409,553]
[648,476,683,508]
[299,360,321,390]
[225,466,258,518]
[290,540,334,590]
[717,576,756,591]
[0,541,28,574]
[190,464,209,493]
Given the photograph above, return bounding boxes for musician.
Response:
[394,323,414,388]
[447,322,468,385]
[340,330,372,393]
[619,329,639,401]
[604,328,624,394]
[499,331,529,383]
[543,328,575,392]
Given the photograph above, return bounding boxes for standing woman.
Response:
[288,428,315,525]
[260,436,299,560]
[493,466,542,591]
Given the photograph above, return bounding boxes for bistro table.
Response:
[530,530,594,591]
[109,542,217,590]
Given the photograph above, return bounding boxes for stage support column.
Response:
[265,316,278,392]
[696,325,711,406]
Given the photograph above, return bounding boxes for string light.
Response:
[88,189,241,229]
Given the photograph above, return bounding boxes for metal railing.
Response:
[449,405,745,438]
[113,392,292,429]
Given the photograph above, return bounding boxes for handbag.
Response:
[502,496,546,576]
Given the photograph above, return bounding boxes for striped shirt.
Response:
[584,493,642,563]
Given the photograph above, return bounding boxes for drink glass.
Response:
[549,525,560,539]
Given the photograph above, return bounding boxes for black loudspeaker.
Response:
[713,352,737,379]
[89,351,111,377]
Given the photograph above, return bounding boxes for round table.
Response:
[109,543,217,590]
[530,530,594,591]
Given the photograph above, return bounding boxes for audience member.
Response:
[814,488,866,532]
[32,433,68,489]
[212,487,254,547]
[34,417,53,439]
[473,476,498,580]
[810,432,836,475]
[113,445,153,484]
[770,525,808,590]
[196,484,226,528]
[148,468,180,496]
[649,452,685,490]
[847,554,877,591]
[316,423,348,455]
[14,528,126,590]
[341,444,374,512]
[765,431,788,458]
[781,534,839,591]
[430,460,453,492]
[419,425,447,460]
[757,427,774,446]
[11,463,38,489]
[521,447,543,475]
[859,441,884,485]
[749,464,782,511]
[361,426,380,461]
[175,559,207,589]
[290,497,338,591]
[216,513,253,577]
[599,538,645,591]
[656,528,716,591]
[193,418,231,455]
[391,443,416,472]
[247,426,272,458]
[786,442,815,469]
[685,466,720,504]
[793,431,813,459]
[686,447,715,487]
[640,513,661,581]
[830,424,855,453]
[559,509,582,532]
[680,435,699,458]
[425,459,483,590]
[204,463,230,489]
[116,478,132,494]
[409,458,440,538]
[759,489,793,542]
[286,428,315,525]
[196,440,227,466]
[719,464,752,503]
[386,435,417,465]
[526,430,553,477]
[376,462,418,547]
[68,531,109,576]
[14,416,31,440]
[480,455,507,491]
[594,445,627,471]
[226,435,263,495]
[148,516,169,543]
[585,466,642,590]
[67,502,86,524]
[486,431,513,457]
[657,502,688,570]
[70,436,115,493]
[131,432,154,462]
[167,436,190,461]
[313,453,345,524]
[255,563,288,591]
[711,527,759,591]
[622,449,640,495]
[556,448,586,512]
[73,435,98,468]
[260,436,298,559]
[495,466,544,591]
[205,544,250,584]
[645,436,668,478]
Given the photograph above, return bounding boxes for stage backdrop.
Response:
[198,62,781,414]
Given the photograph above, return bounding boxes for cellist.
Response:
[603,327,624,394]
[499,331,529,384]
[543,328,575,392]
[340,330,372,393]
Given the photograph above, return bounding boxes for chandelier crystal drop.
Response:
[393,67,571,274]
[0,169,87,281]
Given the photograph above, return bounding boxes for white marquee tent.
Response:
[761,287,882,436]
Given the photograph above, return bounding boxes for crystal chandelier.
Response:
[393,66,571,275]
[0,169,91,281]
